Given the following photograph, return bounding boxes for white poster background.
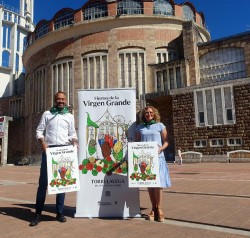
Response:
[46,146,80,195]
[76,89,140,218]
[128,142,160,187]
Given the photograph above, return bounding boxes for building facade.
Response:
[3,0,250,163]
[0,0,34,97]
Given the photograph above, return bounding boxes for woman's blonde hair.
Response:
[140,106,161,123]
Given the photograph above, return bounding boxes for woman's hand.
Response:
[158,146,163,154]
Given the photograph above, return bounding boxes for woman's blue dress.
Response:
[136,122,171,187]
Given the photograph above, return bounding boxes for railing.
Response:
[0,3,19,14]
[175,151,202,163]
[27,7,207,45]
[227,150,250,163]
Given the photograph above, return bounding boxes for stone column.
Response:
[0,116,13,166]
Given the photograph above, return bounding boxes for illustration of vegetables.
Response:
[101,141,111,158]
[65,168,71,179]
[59,167,67,179]
[113,141,123,161]
[146,164,151,174]
[87,112,99,140]
[139,162,147,174]
[52,158,58,178]
[53,170,58,179]
[88,139,97,155]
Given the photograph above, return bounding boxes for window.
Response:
[4,10,12,21]
[210,139,224,147]
[117,0,143,15]
[156,51,167,64]
[156,71,162,93]
[183,4,195,21]
[163,70,168,91]
[15,53,19,72]
[52,60,74,107]
[156,48,178,63]
[84,2,108,20]
[168,50,178,61]
[169,68,174,89]
[155,65,182,92]
[227,138,242,146]
[2,24,11,49]
[35,21,49,40]
[23,37,27,52]
[194,140,207,148]
[82,52,108,90]
[14,15,20,24]
[119,49,146,98]
[16,29,20,52]
[9,98,22,119]
[2,50,10,67]
[199,48,247,83]
[54,10,74,30]
[194,85,235,127]
[32,68,46,113]
[176,67,182,88]
[153,0,173,16]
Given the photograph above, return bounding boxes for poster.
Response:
[128,142,160,187]
[76,89,140,218]
[46,145,80,195]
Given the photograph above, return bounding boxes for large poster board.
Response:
[76,89,140,218]
[46,146,80,195]
[128,142,160,187]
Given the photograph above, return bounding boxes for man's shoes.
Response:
[56,213,67,223]
[29,214,41,226]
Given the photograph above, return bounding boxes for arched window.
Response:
[35,21,49,40]
[84,1,108,20]
[32,67,47,113]
[2,50,10,67]
[54,10,74,30]
[199,47,247,83]
[153,0,173,16]
[118,48,146,98]
[82,52,108,89]
[52,59,74,107]
[117,0,143,15]
[183,4,195,21]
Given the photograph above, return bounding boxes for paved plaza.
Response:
[1,162,250,238]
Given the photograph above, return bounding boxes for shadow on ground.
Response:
[0,204,76,222]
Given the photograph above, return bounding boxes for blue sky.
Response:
[4,0,250,40]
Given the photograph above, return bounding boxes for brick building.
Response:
[1,0,250,163]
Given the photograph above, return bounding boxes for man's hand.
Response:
[72,140,79,148]
[41,142,48,152]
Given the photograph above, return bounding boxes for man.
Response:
[30,91,78,226]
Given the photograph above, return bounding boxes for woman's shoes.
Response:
[146,210,155,221]
[146,209,164,222]
[157,209,165,222]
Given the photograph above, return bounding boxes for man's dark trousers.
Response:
[35,151,65,215]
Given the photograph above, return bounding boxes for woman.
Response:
[136,106,171,222]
